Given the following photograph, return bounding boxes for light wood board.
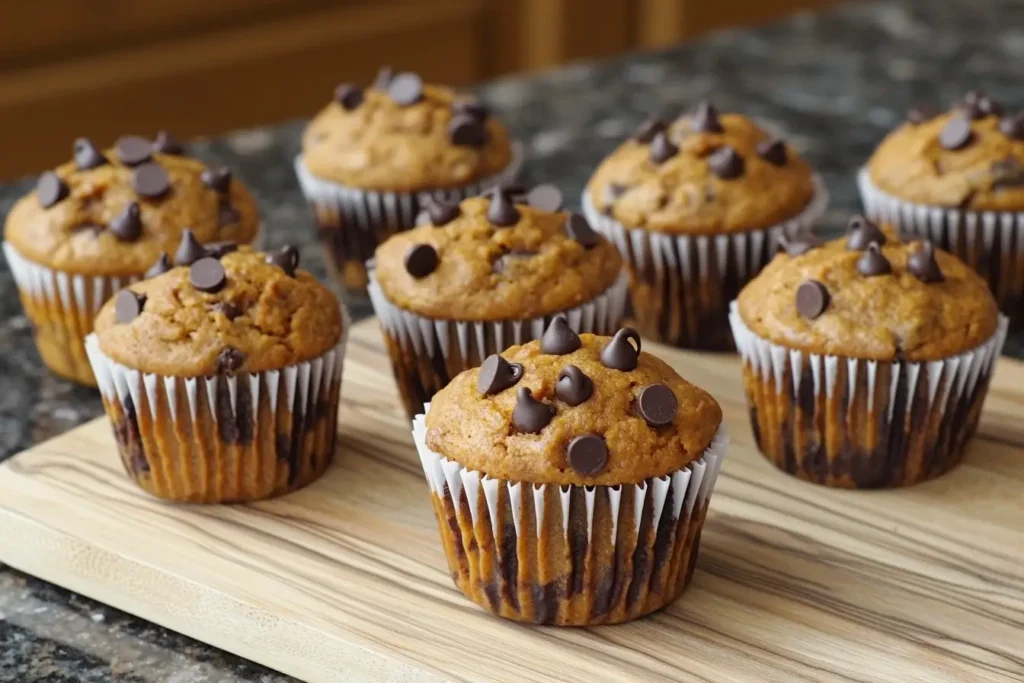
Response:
[2,318,1023,683]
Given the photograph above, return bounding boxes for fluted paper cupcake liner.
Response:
[295,143,523,293]
[84,315,348,503]
[858,168,1024,326]
[412,408,728,625]
[729,302,1008,488]
[367,269,629,418]
[582,175,829,351]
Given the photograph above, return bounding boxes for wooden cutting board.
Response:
[2,317,1023,683]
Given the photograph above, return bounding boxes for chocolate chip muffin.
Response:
[582,101,828,350]
[295,66,521,292]
[729,216,1007,488]
[85,240,347,503]
[413,320,727,624]
[858,91,1024,327]
[368,185,628,418]
[3,134,261,386]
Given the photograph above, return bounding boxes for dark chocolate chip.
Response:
[512,387,555,434]
[487,188,520,227]
[565,213,600,249]
[116,136,153,166]
[601,327,641,371]
[778,232,821,256]
[906,107,934,125]
[373,65,394,90]
[422,196,460,226]
[979,95,1002,117]
[388,72,423,106]
[214,301,242,321]
[649,132,679,164]
[37,172,69,208]
[637,384,678,427]
[477,354,524,395]
[266,245,299,277]
[335,83,364,110]
[114,290,146,324]
[216,347,245,373]
[153,130,185,155]
[132,163,171,198]
[447,114,487,147]
[190,257,227,293]
[999,114,1024,141]
[708,146,745,179]
[796,280,830,319]
[110,201,142,242]
[634,117,666,144]
[567,434,608,476]
[907,241,944,283]
[856,242,892,277]
[938,116,974,150]
[174,229,208,266]
[757,139,787,166]
[453,97,488,121]
[206,241,238,259]
[201,167,232,193]
[846,215,887,250]
[526,184,564,212]
[145,253,173,278]
[404,243,438,278]
[540,315,581,355]
[555,365,593,406]
[73,138,107,170]
[692,100,724,133]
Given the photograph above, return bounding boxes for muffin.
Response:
[3,134,261,386]
[295,66,522,292]
[858,91,1024,327]
[84,241,347,503]
[729,216,1007,488]
[412,322,728,624]
[582,101,828,350]
[367,186,628,418]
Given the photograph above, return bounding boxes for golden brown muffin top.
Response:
[93,245,343,377]
[425,325,722,485]
[586,102,817,234]
[867,92,1024,211]
[736,217,999,361]
[301,67,513,192]
[3,135,260,277]
[373,188,623,321]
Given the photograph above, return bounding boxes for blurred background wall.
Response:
[0,0,831,180]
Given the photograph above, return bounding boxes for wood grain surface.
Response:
[1,318,1022,683]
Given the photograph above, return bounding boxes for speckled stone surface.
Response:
[2,0,1023,679]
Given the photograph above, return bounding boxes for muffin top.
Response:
[3,134,260,277]
[736,216,999,361]
[373,187,623,321]
[301,67,513,192]
[93,243,343,377]
[867,91,1024,211]
[586,101,817,234]
[425,321,722,486]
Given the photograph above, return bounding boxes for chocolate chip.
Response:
[373,65,394,90]
[601,327,641,371]
[114,290,146,324]
[477,354,524,395]
[649,132,679,164]
[634,117,666,143]
[962,91,1000,119]
[132,163,171,198]
[693,100,724,133]
[153,130,185,155]
[999,114,1024,141]
[174,229,208,266]
[906,107,934,125]
[447,114,487,147]
[487,188,520,227]
[567,434,607,476]
[421,196,460,226]
[37,172,68,208]
[388,72,423,106]
[214,301,242,321]
[846,215,887,250]
[200,167,231,194]
[145,253,172,278]
[637,384,678,427]
[73,138,107,170]
[564,213,600,249]
[110,201,142,242]
[708,146,745,179]
[512,387,555,434]
[526,184,564,212]
[216,347,245,373]
[796,280,830,319]
[778,232,821,256]
[541,315,581,355]
[190,257,227,293]
[116,136,153,166]
[939,116,974,150]
[907,241,944,283]
[266,245,299,276]
[556,366,593,406]
[604,182,627,206]
[404,243,438,278]
[757,139,787,166]
[979,95,1002,117]
[206,241,238,259]
[856,243,892,277]
[335,83,364,110]
[453,97,488,121]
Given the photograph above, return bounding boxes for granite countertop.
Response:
[2,0,1023,679]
